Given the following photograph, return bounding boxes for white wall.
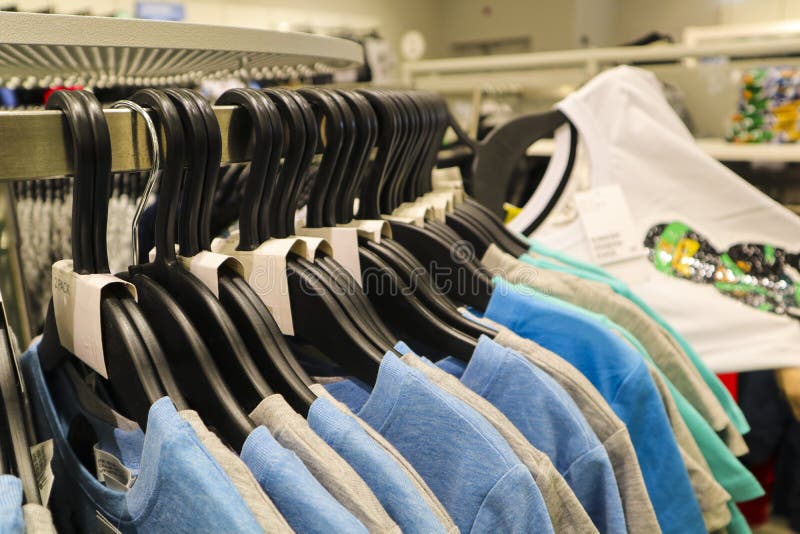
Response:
[435,0,580,55]
[612,0,719,44]
[574,0,615,47]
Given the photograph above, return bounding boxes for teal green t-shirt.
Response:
[524,239,750,435]
[515,285,763,507]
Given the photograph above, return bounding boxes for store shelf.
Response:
[0,12,363,86]
[526,137,800,163]
[403,38,800,84]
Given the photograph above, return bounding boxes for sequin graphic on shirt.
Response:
[644,221,800,317]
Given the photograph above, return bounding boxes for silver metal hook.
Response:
[110,99,160,265]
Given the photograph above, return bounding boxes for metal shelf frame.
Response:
[0,12,363,86]
[0,106,262,180]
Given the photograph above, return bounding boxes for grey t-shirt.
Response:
[482,244,743,453]
[250,394,400,533]
[492,326,662,534]
[400,353,599,534]
[309,384,459,534]
[22,505,56,534]
[179,411,293,533]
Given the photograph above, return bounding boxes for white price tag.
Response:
[30,439,54,505]
[177,251,244,298]
[392,202,432,226]
[339,219,392,244]
[215,232,332,335]
[574,185,645,265]
[297,226,362,286]
[51,261,137,378]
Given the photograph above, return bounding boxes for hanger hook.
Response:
[110,99,161,265]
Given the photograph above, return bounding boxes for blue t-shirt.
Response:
[307,397,447,534]
[241,425,367,534]
[523,241,750,436]
[483,278,706,534]
[326,352,555,534]
[20,345,262,534]
[424,337,626,534]
[0,475,23,534]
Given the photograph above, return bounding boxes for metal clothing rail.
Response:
[0,105,262,181]
[0,12,364,87]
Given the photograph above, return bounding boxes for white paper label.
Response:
[293,236,333,262]
[94,445,135,492]
[51,260,137,378]
[297,226,362,286]
[217,233,308,336]
[30,439,54,505]
[177,251,245,298]
[422,191,455,218]
[432,167,465,204]
[339,220,392,243]
[404,195,449,223]
[392,202,432,226]
[574,185,646,266]
[382,214,424,228]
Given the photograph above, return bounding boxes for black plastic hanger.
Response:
[357,89,494,309]
[407,95,496,256]
[111,96,254,449]
[247,89,383,384]
[323,88,399,344]
[333,89,378,225]
[400,93,495,254]
[431,106,531,255]
[38,90,165,428]
[126,89,272,416]
[461,108,576,240]
[338,90,494,339]
[293,88,397,348]
[178,87,315,414]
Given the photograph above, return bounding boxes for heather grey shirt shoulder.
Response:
[309,384,459,534]
[492,326,662,534]
[179,410,294,533]
[23,505,56,534]
[400,353,598,534]
[250,394,400,534]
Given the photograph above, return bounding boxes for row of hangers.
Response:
[1,84,550,507]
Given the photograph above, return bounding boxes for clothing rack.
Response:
[0,12,364,347]
[0,106,269,180]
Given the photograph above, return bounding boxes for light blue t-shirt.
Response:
[0,475,23,534]
[21,345,262,534]
[483,278,706,534]
[241,425,367,534]
[307,397,447,534]
[325,352,555,534]
[524,240,750,435]
[512,284,763,505]
[425,337,626,534]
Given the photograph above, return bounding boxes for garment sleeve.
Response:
[471,464,555,534]
[563,445,627,534]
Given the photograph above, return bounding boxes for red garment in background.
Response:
[43,85,84,104]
